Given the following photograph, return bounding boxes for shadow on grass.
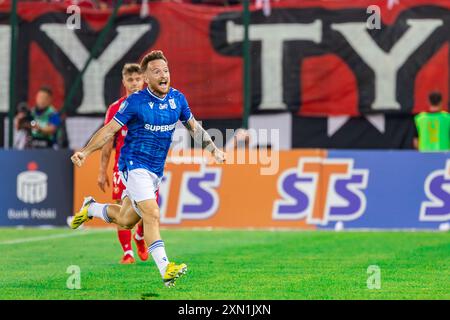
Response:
[141,292,160,300]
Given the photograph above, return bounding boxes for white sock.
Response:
[134,233,144,241]
[148,240,169,277]
[124,250,134,257]
[87,203,111,223]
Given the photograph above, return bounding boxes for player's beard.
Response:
[151,80,170,97]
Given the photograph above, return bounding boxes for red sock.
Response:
[117,229,132,254]
[136,223,144,238]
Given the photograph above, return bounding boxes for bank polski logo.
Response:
[273,157,369,225]
[17,162,48,204]
[420,160,450,222]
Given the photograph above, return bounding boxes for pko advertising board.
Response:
[0,150,73,226]
[75,150,449,230]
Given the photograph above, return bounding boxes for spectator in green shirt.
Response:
[414,91,450,151]
[14,86,62,149]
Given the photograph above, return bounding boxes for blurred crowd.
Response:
[3,0,244,8]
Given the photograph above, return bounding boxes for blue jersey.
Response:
[113,87,193,177]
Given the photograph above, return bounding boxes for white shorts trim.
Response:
[119,168,161,218]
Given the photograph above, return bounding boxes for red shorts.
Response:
[112,171,126,201]
[113,170,160,204]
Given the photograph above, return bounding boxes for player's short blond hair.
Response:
[140,50,168,73]
[122,63,141,76]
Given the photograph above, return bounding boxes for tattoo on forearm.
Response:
[200,132,214,151]
[101,135,112,145]
[83,129,114,155]
[185,120,216,152]
[184,120,193,131]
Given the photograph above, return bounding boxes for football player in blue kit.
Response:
[70,50,226,287]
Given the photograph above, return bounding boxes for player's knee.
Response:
[116,216,135,230]
[144,207,160,222]
[123,223,134,230]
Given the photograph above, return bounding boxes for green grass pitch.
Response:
[0,228,448,300]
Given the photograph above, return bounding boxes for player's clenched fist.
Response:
[213,149,226,164]
[71,151,87,167]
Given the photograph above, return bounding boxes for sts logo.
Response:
[420,160,450,222]
[158,158,222,224]
[273,157,369,225]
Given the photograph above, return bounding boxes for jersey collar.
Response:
[147,87,170,101]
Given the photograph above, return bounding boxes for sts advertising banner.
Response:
[0,150,73,226]
[74,149,450,230]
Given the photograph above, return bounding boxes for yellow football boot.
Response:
[163,262,188,287]
[70,196,95,229]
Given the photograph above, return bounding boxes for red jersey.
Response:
[104,96,128,171]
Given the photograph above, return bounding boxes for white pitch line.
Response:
[0,229,112,245]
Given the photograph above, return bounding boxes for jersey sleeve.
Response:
[113,98,138,127]
[178,93,193,123]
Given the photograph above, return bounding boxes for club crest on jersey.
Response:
[148,102,154,109]
[169,99,177,109]
[118,101,128,114]
[159,103,168,110]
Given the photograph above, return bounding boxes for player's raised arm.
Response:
[71,120,122,167]
[183,117,226,163]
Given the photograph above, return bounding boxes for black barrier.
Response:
[0,149,73,226]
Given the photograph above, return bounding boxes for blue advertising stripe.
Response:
[320,150,450,230]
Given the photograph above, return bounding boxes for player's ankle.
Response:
[123,250,134,257]
[134,232,144,241]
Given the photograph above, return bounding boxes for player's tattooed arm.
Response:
[184,118,215,152]
[184,117,226,163]
[83,121,120,156]
[71,120,121,167]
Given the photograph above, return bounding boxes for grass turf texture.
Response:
[0,228,448,300]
